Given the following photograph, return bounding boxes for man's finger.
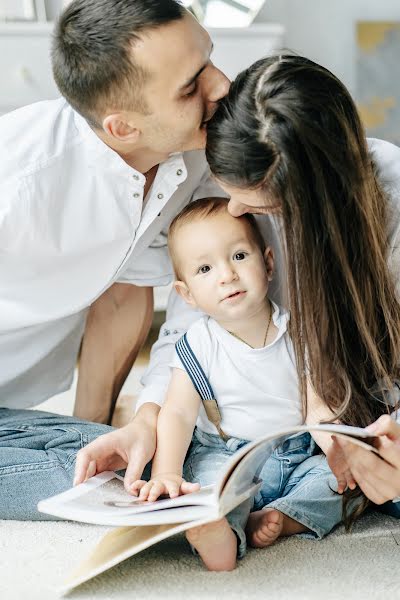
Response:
[85,459,97,481]
[130,480,146,496]
[74,450,93,486]
[124,449,147,493]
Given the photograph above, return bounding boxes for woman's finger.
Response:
[366,415,400,441]
[337,439,399,503]
[374,436,400,470]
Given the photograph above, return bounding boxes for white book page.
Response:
[38,472,218,525]
[38,424,377,525]
[215,423,378,513]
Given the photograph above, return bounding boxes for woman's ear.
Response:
[174,280,197,308]
[264,246,275,281]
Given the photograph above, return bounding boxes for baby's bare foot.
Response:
[186,518,237,571]
[246,508,284,548]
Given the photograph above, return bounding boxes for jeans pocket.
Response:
[274,432,315,466]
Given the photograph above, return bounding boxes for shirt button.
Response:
[133,192,140,198]
[133,174,139,180]
[176,169,183,176]
[157,193,164,200]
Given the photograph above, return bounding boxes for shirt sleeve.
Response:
[369,138,400,298]
[116,232,174,287]
[135,288,204,412]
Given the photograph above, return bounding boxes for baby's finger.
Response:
[138,481,153,500]
[181,481,201,495]
[166,481,180,499]
[148,482,165,502]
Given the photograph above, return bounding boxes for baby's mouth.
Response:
[222,291,246,302]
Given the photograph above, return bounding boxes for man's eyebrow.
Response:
[179,43,214,91]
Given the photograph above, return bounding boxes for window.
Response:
[182,0,266,28]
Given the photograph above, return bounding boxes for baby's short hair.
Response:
[168,197,266,280]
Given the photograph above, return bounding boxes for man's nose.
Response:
[207,64,230,104]
[227,198,249,217]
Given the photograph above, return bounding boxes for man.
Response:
[0,0,229,519]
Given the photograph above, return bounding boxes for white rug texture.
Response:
[1,510,399,600]
[2,367,400,599]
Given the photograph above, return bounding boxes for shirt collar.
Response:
[72,107,187,184]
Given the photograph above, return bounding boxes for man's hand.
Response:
[131,473,200,503]
[326,436,357,494]
[332,415,400,504]
[73,404,159,493]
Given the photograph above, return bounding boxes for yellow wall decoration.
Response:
[356,22,400,145]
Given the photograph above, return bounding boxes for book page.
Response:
[62,520,209,593]
[215,423,379,513]
[38,472,218,526]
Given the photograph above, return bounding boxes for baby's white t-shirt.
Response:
[171,302,302,441]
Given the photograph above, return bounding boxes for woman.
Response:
[205,54,400,513]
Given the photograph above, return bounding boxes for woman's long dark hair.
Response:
[206,55,400,525]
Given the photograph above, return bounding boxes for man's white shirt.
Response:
[0,98,221,408]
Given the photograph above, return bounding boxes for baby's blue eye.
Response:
[198,265,211,274]
[234,252,247,261]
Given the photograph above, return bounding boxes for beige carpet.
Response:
[2,362,400,599]
[1,510,400,600]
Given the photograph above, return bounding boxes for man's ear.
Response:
[174,280,197,308]
[102,113,141,143]
[264,246,275,282]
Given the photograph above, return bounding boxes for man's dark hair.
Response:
[52,0,185,127]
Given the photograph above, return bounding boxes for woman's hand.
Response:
[131,473,200,503]
[332,415,400,504]
[73,404,159,493]
[326,438,357,494]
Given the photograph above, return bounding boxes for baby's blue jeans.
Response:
[183,428,342,558]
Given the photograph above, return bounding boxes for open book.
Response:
[38,423,378,592]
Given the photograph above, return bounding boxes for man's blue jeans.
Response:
[0,408,113,520]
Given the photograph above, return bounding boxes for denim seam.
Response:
[0,460,61,475]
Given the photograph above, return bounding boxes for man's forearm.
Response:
[134,402,161,427]
[74,283,153,424]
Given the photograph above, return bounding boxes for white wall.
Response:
[255,0,400,95]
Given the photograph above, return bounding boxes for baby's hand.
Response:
[131,473,200,502]
[327,436,357,494]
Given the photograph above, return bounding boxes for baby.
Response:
[132,197,344,570]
